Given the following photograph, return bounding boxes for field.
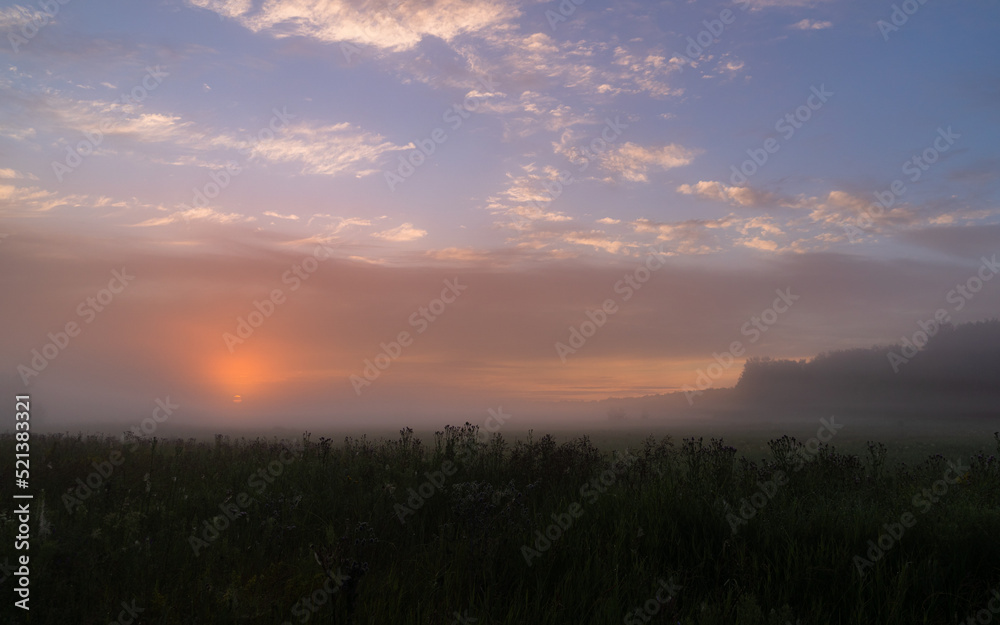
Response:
[3,424,1000,624]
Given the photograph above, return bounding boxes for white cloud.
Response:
[561,231,630,254]
[0,183,57,208]
[0,5,43,31]
[307,215,373,235]
[131,206,255,227]
[601,142,698,182]
[372,222,427,242]
[0,168,38,180]
[244,121,409,178]
[426,247,491,262]
[263,211,299,220]
[485,164,574,230]
[677,180,781,207]
[791,19,833,30]
[739,237,779,251]
[632,216,738,255]
[187,0,519,52]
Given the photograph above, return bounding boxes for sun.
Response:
[206,353,275,400]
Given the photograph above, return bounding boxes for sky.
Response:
[1,0,999,429]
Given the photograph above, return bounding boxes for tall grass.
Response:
[3,426,999,624]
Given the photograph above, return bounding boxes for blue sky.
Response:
[2,0,996,256]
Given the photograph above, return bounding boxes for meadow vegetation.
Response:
[3,425,999,624]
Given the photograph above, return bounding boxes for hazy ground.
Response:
[43,410,998,465]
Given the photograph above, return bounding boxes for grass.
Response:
[3,425,999,624]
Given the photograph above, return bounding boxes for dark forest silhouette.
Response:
[596,319,1000,420]
[734,319,1000,411]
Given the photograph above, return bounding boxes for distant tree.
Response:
[732,318,1000,409]
[607,408,627,421]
